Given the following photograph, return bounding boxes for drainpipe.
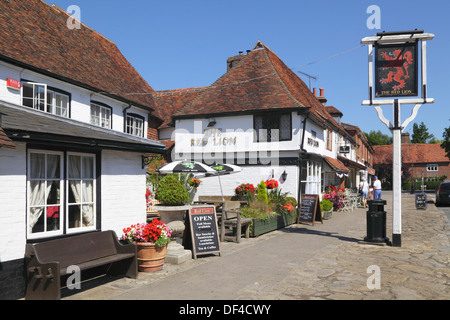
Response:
[297,110,310,217]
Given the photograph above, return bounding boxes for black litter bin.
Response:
[364,199,389,244]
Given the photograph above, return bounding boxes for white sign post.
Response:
[361,30,434,247]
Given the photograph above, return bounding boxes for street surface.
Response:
[63,191,449,301]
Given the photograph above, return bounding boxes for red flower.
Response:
[265,179,279,189]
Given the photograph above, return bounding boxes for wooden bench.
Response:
[220,201,252,243]
[25,230,137,300]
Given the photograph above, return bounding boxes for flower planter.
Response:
[322,209,333,220]
[136,242,167,272]
[249,211,297,237]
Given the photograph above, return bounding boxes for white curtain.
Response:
[29,154,59,230]
[69,155,94,227]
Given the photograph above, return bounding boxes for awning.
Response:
[324,156,350,173]
[0,100,165,153]
[337,156,367,170]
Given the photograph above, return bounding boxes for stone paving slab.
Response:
[62,192,450,300]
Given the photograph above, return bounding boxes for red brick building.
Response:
[373,133,450,188]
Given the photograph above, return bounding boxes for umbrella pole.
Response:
[217,174,224,201]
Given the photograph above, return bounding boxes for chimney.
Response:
[227,51,246,71]
[317,88,327,105]
[313,88,317,96]
[401,133,411,144]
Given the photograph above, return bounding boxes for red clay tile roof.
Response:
[325,106,343,117]
[0,0,155,111]
[171,41,345,134]
[324,156,350,173]
[153,87,207,129]
[373,144,449,165]
[0,124,15,149]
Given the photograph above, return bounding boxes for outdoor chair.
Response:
[219,201,252,243]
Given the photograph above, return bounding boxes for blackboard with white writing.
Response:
[297,194,323,225]
[184,206,221,259]
[415,193,427,210]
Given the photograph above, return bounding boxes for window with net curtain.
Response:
[28,151,95,238]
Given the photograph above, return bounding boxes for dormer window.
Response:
[22,82,69,117]
[126,114,144,137]
[90,102,112,129]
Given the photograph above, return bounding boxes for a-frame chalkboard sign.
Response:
[297,194,323,225]
[183,205,221,260]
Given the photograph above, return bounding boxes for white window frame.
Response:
[22,82,69,117]
[91,102,112,129]
[22,82,47,112]
[27,150,64,240]
[47,89,69,117]
[66,152,97,234]
[126,114,144,137]
[427,164,438,172]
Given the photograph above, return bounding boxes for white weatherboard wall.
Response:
[0,143,27,262]
[101,150,147,237]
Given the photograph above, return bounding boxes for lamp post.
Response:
[361,30,435,247]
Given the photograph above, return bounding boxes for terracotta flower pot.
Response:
[136,242,167,272]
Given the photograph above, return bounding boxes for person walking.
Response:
[359,177,369,208]
[373,176,382,200]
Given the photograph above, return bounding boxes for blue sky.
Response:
[44,0,449,140]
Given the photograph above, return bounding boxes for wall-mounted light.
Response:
[207,120,217,128]
[282,170,288,181]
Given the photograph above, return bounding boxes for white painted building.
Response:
[154,42,366,202]
[0,1,164,299]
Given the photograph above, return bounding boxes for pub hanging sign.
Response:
[375,42,418,97]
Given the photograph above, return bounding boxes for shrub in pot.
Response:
[320,199,333,212]
[155,174,189,206]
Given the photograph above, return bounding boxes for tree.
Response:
[365,130,392,146]
[411,122,434,144]
[441,124,450,159]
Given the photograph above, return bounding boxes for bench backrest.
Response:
[223,201,241,219]
[29,231,118,268]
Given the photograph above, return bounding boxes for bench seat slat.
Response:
[59,253,135,276]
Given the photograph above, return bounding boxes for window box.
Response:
[249,211,297,237]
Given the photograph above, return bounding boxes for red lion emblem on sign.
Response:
[380,49,413,90]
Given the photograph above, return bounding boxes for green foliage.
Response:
[155,174,189,206]
[256,180,268,204]
[411,122,434,144]
[320,199,333,212]
[285,197,297,207]
[365,130,392,146]
[441,125,450,159]
[240,205,273,220]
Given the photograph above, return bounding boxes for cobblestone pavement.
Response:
[234,193,449,300]
[63,192,449,300]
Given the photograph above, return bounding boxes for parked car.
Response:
[435,181,450,206]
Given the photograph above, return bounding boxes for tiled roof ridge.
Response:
[257,42,305,108]
[260,41,346,133]
[45,2,115,45]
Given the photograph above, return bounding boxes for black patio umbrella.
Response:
[157,160,216,174]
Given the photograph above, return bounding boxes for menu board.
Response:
[415,193,427,210]
[183,206,221,259]
[297,194,323,225]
